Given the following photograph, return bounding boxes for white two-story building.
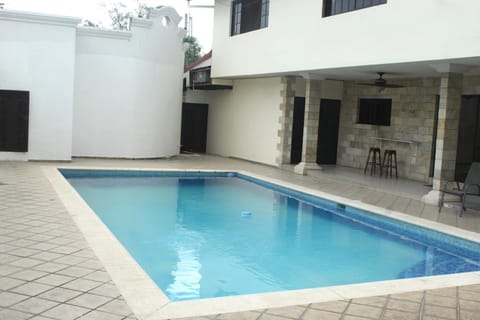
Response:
[184,0,480,202]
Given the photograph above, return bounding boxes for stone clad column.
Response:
[276,77,296,166]
[294,79,322,174]
[433,73,463,189]
[423,72,463,204]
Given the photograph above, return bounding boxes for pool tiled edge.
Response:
[43,166,480,320]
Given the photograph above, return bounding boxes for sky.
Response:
[3,0,214,53]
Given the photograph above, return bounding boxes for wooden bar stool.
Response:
[382,149,398,178]
[364,147,382,176]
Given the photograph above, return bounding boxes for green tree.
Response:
[108,2,131,30]
[183,35,202,67]
[83,19,100,27]
[107,1,152,31]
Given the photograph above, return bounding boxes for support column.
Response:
[294,79,322,174]
[276,77,296,166]
[423,72,463,204]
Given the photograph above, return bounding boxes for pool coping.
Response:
[43,165,480,320]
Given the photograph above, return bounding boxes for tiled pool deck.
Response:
[0,155,479,320]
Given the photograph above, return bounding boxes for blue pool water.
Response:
[62,170,480,301]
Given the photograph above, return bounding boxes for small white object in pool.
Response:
[241,210,252,216]
[227,173,235,177]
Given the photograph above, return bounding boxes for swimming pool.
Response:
[61,169,480,302]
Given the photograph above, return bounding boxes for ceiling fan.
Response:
[357,72,405,88]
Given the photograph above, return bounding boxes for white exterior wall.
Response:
[0,11,80,160]
[204,78,282,165]
[212,0,480,77]
[73,9,185,158]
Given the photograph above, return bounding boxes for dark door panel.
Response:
[455,96,480,181]
[317,99,341,165]
[290,97,305,164]
[181,103,208,153]
[0,90,29,152]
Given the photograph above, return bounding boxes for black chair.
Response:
[439,162,480,216]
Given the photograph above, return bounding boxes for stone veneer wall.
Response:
[276,77,296,165]
[463,75,480,95]
[337,78,440,182]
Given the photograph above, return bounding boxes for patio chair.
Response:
[438,162,480,216]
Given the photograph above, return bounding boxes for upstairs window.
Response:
[190,67,211,87]
[231,0,269,36]
[358,98,391,126]
[323,0,387,17]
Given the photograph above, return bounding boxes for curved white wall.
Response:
[73,8,185,158]
[212,0,480,78]
[0,11,80,161]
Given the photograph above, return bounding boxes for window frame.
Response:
[357,98,392,126]
[230,0,270,36]
[323,0,387,17]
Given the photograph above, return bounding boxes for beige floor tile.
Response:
[61,278,101,292]
[88,283,121,298]
[38,287,83,303]
[0,277,25,290]
[8,257,44,268]
[41,303,90,320]
[302,308,341,320]
[0,265,23,276]
[10,282,53,296]
[216,311,261,320]
[382,309,417,320]
[426,287,457,297]
[265,306,306,318]
[97,299,133,316]
[387,298,421,313]
[258,314,292,320]
[460,309,479,320]
[422,304,457,320]
[33,262,69,273]
[459,299,480,311]
[0,308,32,320]
[351,296,387,308]
[83,270,111,282]
[9,269,49,281]
[343,315,376,320]
[424,293,457,308]
[389,291,424,303]
[67,293,113,309]
[345,303,383,319]
[77,310,125,320]
[309,300,349,313]
[35,274,75,286]
[57,266,94,278]
[0,292,29,307]
[10,297,59,314]
[458,289,480,301]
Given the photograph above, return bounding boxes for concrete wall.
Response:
[0,10,80,160]
[212,0,480,77]
[73,8,185,158]
[185,78,283,166]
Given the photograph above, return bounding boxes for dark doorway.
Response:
[316,99,341,165]
[290,97,305,164]
[0,90,29,152]
[429,95,440,178]
[181,103,208,153]
[455,95,480,181]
